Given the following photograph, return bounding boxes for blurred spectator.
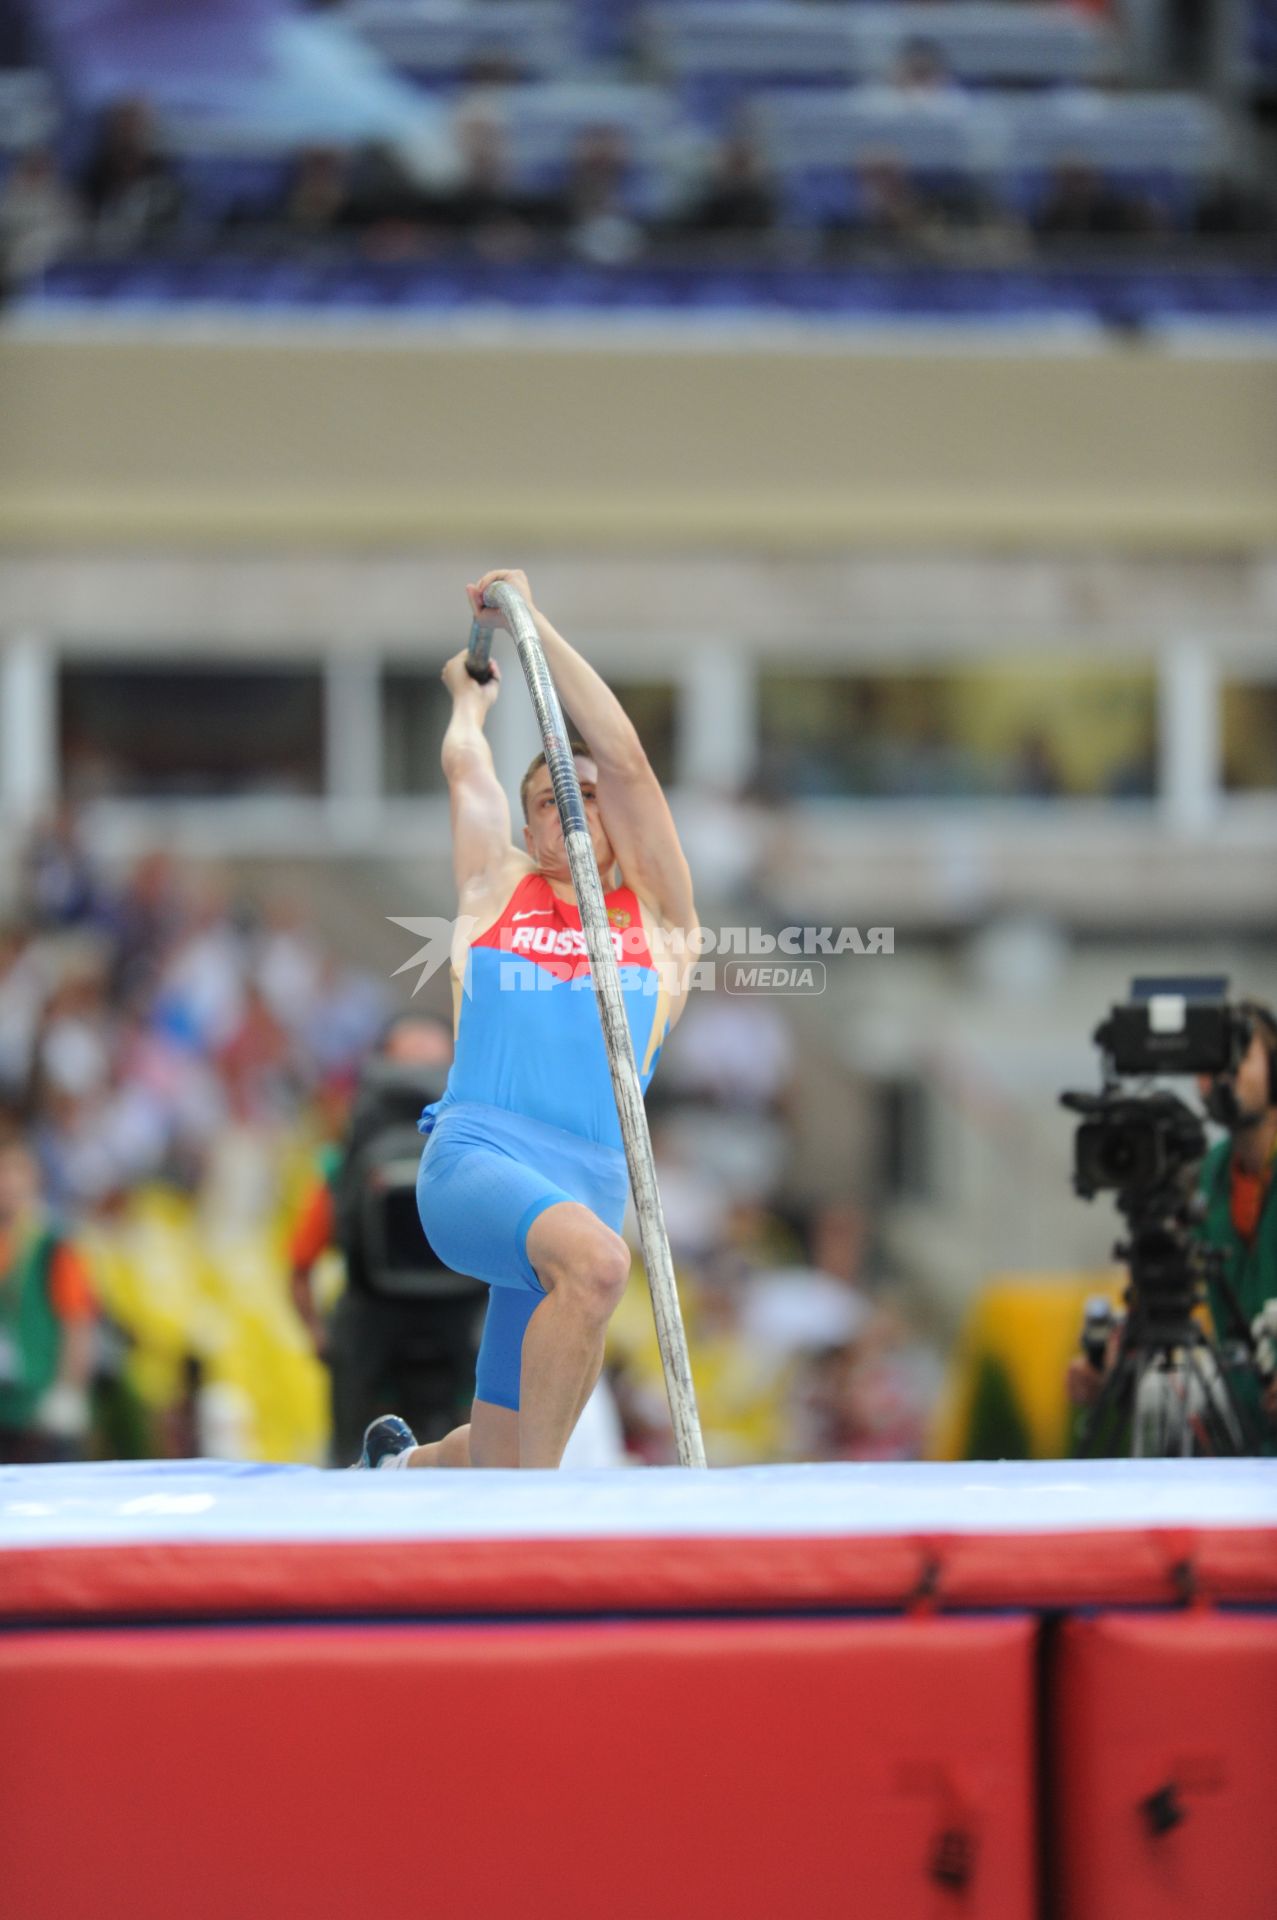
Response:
[218,981,295,1125]
[156,1353,254,1460]
[78,97,186,253]
[0,146,82,293]
[738,1201,872,1370]
[606,1348,673,1465]
[106,850,183,1004]
[0,1114,98,1463]
[850,154,936,251]
[0,925,45,1105]
[451,48,523,131]
[437,112,556,261]
[827,153,1012,266]
[648,1118,732,1264]
[672,131,777,246]
[563,125,645,266]
[659,991,795,1114]
[37,957,114,1110]
[301,953,389,1078]
[153,879,247,1054]
[655,991,795,1199]
[684,1254,791,1464]
[344,141,433,258]
[1033,163,1151,243]
[23,804,102,931]
[777,1202,939,1465]
[888,37,959,98]
[786,1312,931,1462]
[283,144,358,247]
[808,1201,872,1290]
[608,1195,805,1464]
[461,50,522,95]
[1193,175,1274,242]
[447,49,522,148]
[256,897,326,1040]
[1010,730,1066,800]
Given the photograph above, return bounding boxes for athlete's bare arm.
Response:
[467,569,696,936]
[439,653,528,917]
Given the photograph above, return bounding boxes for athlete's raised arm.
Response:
[439,651,524,903]
[466,570,695,932]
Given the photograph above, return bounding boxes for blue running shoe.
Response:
[355,1414,418,1470]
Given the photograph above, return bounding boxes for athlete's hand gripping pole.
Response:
[468,582,707,1470]
[465,618,495,684]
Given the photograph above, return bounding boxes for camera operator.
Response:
[290,1012,486,1464]
[0,1112,98,1463]
[1067,999,1277,1444]
[1193,1001,1277,1432]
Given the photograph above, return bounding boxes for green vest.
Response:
[318,1142,343,1197]
[1198,1138,1277,1453]
[0,1226,62,1431]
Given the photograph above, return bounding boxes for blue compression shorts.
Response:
[416,1101,630,1413]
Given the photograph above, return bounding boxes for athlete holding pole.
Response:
[357,569,697,1471]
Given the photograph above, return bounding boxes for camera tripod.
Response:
[1077,1223,1266,1459]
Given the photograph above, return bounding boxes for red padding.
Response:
[0,1615,1036,1920]
[1053,1610,1277,1920]
[2,1525,1275,1622]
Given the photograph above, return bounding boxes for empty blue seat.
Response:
[646,5,858,84]
[343,1,578,81]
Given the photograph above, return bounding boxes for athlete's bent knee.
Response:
[541,1228,629,1324]
[592,1229,631,1312]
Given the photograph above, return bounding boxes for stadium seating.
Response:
[998,88,1228,177]
[751,86,1228,179]
[845,3,1120,85]
[751,87,991,178]
[750,84,1230,225]
[1,0,1269,324]
[343,0,577,84]
[645,2,1122,96]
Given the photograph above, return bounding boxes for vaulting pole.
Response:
[468,590,707,1468]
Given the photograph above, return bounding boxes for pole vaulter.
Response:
[467,580,705,1468]
[358,572,706,1471]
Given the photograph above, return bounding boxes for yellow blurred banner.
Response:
[931,1270,1126,1462]
[84,1179,330,1466]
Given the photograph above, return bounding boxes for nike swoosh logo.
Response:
[512,909,555,921]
